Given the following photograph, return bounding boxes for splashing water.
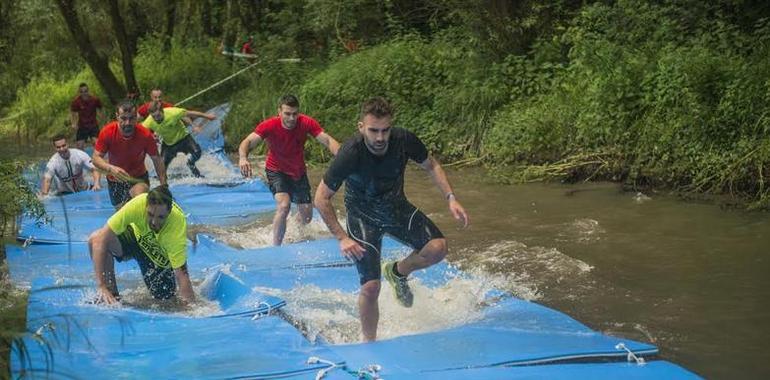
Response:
[208,215,341,249]
[252,268,502,344]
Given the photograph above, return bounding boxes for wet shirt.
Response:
[323,127,428,225]
[137,101,174,119]
[44,149,94,193]
[70,96,103,128]
[94,121,158,179]
[107,193,187,269]
[142,107,189,146]
[254,114,323,180]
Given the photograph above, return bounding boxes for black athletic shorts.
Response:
[265,169,311,204]
[346,203,444,285]
[161,134,202,167]
[115,225,176,300]
[107,172,150,207]
[76,126,99,142]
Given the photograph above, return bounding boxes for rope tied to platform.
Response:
[615,342,646,365]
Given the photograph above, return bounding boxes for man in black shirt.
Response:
[315,97,469,341]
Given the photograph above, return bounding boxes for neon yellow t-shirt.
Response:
[142,107,189,146]
[107,193,187,269]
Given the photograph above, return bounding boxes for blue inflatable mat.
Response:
[17,180,273,244]
[12,279,348,379]
[192,103,229,154]
[382,362,700,379]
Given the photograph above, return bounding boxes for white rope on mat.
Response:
[615,342,646,365]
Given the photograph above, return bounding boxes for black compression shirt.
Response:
[323,127,428,224]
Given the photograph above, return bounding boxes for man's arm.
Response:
[238,132,263,178]
[418,156,469,228]
[41,175,52,196]
[93,150,131,182]
[185,110,216,133]
[314,180,366,260]
[315,132,340,156]
[149,155,167,185]
[90,225,120,304]
[91,169,102,190]
[173,264,195,303]
[70,111,78,130]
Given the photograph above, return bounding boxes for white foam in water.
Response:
[453,240,594,302]
[254,270,499,344]
[78,278,223,317]
[214,215,341,249]
[536,218,606,243]
[166,154,243,185]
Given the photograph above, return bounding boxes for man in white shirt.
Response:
[41,134,101,196]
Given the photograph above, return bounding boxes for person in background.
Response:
[69,82,104,150]
[137,88,174,119]
[41,134,101,196]
[314,97,469,341]
[238,94,339,246]
[92,100,167,209]
[142,101,216,178]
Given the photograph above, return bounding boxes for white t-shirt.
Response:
[44,149,95,193]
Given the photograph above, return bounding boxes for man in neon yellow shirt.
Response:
[88,185,195,304]
[142,101,216,178]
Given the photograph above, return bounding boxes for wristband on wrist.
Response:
[445,192,455,201]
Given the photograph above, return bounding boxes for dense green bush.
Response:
[482,1,770,206]
[299,33,510,161]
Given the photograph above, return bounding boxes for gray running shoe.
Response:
[382,261,413,307]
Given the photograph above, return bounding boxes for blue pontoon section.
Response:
[17,180,272,244]
[11,280,347,380]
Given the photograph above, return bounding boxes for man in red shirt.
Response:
[70,83,104,150]
[93,100,167,209]
[238,95,340,246]
[137,88,174,119]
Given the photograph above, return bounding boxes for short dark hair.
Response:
[78,83,88,89]
[360,97,393,120]
[51,134,67,143]
[279,94,299,108]
[147,185,174,211]
[116,100,136,115]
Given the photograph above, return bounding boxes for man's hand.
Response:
[92,182,102,191]
[206,113,216,121]
[109,165,132,182]
[339,237,366,261]
[95,286,119,304]
[239,157,252,178]
[448,198,469,228]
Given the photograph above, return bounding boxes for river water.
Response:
[5,141,768,378]
[199,163,768,379]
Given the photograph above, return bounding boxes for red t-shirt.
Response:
[94,121,159,179]
[70,96,103,129]
[255,114,323,179]
[241,42,253,55]
[137,101,174,119]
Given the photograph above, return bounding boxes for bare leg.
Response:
[272,193,291,246]
[359,279,381,342]
[129,182,150,198]
[396,238,447,277]
[295,203,313,225]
